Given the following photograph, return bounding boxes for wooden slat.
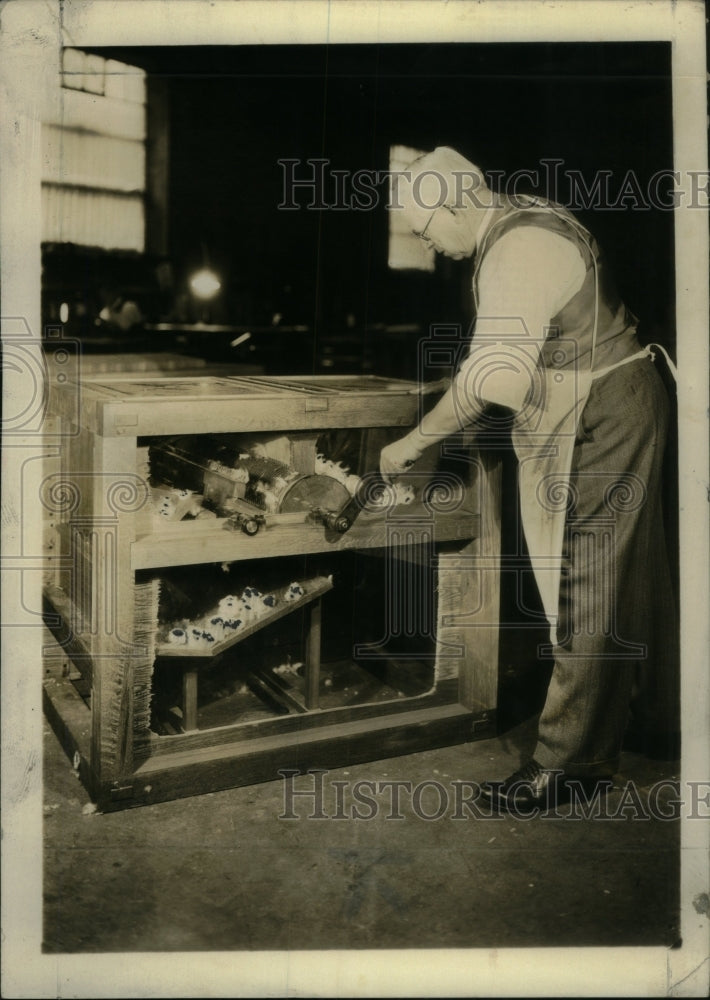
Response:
[43,673,94,796]
[182,669,199,731]
[448,448,502,715]
[155,575,333,658]
[97,702,479,810]
[147,679,460,759]
[133,510,480,569]
[43,584,93,682]
[304,598,322,710]
[289,433,319,476]
[102,397,419,437]
[50,375,424,437]
[78,433,146,785]
[247,671,307,715]
[42,585,93,681]
[139,702,473,773]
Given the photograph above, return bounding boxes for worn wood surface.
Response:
[66,432,157,783]
[52,374,422,437]
[98,702,477,811]
[43,584,93,683]
[440,448,502,715]
[91,434,140,782]
[182,669,199,732]
[42,669,94,797]
[132,509,480,569]
[288,432,319,476]
[304,598,322,710]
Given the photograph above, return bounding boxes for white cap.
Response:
[393,146,487,228]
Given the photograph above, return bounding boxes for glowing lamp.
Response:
[189,269,221,300]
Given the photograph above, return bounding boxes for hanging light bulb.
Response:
[189,268,221,300]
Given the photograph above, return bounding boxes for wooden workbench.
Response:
[42,373,502,810]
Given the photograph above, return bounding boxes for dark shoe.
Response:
[479,759,567,813]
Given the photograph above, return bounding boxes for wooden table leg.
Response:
[182,668,199,731]
[304,598,322,710]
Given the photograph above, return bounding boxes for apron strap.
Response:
[645,342,678,381]
[591,343,678,383]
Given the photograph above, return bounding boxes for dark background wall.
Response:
[72,40,675,377]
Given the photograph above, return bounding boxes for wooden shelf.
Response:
[132,506,480,569]
[156,575,334,659]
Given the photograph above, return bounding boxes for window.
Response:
[387,144,436,273]
[41,50,146,251]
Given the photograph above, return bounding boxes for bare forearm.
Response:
[405,379,486,453]
[379,377,486,479]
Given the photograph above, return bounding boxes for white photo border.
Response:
[1,1,707,996]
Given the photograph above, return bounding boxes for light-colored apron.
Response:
[512,343,675,645]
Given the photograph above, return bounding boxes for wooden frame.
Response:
[42,372,502,811]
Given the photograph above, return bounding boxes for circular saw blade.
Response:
[278,474,351,515]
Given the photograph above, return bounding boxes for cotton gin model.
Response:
[43,373,502,810]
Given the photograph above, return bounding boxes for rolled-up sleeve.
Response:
[460,226,586,412]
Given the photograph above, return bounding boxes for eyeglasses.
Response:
[412,205,440,243]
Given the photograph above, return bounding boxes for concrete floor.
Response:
[43,714,680,954]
